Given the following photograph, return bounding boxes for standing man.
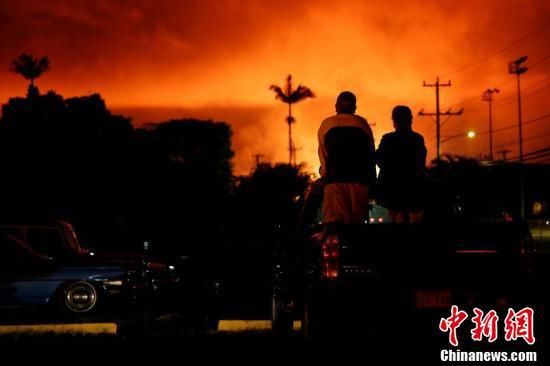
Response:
[318,91,376,224]
[376,105,427,223]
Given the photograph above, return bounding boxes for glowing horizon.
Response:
[1,0,549,174]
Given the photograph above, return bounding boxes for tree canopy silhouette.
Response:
[234,163,310,228]
[9,53,51,90]
[0,89,235,252]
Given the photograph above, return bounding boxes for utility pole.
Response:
[509,56,528,219]
[252,153,265,169]
[419,77,463,160]
[289,143,296,166]
[290,146,302,166]
[481,88,499,160]
[497,149,511,162]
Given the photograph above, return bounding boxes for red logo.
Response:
[439,305,469,346]
[439,306,536,346]
[471,308,499,343]
[504,307,535,345]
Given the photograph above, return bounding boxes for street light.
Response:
[441,130,476,143]
[481,88,500,160]
[508,56,528,219]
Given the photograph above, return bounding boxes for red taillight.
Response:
[321,234,340,280]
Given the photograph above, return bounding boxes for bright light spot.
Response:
[467,131,476,139]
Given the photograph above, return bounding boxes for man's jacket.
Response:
[318,113,376,186]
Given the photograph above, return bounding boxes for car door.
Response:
[14,241,59,306]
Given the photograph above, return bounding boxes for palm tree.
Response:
[270,75,314,165]
[9,54,51,91]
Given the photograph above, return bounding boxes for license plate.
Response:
[415,289,452,309]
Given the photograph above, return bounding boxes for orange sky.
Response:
[1,0,549,174]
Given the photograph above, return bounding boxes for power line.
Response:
[516,146,550,158]
[491,83,550,110]
[474,112,550,138]
[530,53,550,69]
[455,78,549,113]
[486,149,550,164]
[442,20,550,78]
[507,149,550,163]
[467,130,550,157]
[469,113,550,155]
[448,52,550,111]
[447,77,516,110]
[443,112,550,150]
[496,73,550,99]
[461,77,550,113]
[493,132,550,150]
[440,114,455,128]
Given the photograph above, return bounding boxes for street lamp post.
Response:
[508,56,528,219]
[481,88,500,160]
[509,57,528,162]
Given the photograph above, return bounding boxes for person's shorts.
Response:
[322,182,369,224]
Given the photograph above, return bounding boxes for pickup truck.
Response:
[0,219,221,331]
[272,180,546,350]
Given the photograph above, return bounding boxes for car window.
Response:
[26,228,65,257]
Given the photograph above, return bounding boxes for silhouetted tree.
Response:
[9,54,51,94]
[234,163,310,228]
[129,119,234,253]
[0,89,133,244]
[270,75,314,165]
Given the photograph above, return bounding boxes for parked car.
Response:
[0,234,148,316]
[0,219,222,331]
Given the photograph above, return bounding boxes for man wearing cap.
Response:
[318,91,376,224]
[376,105,427,223]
